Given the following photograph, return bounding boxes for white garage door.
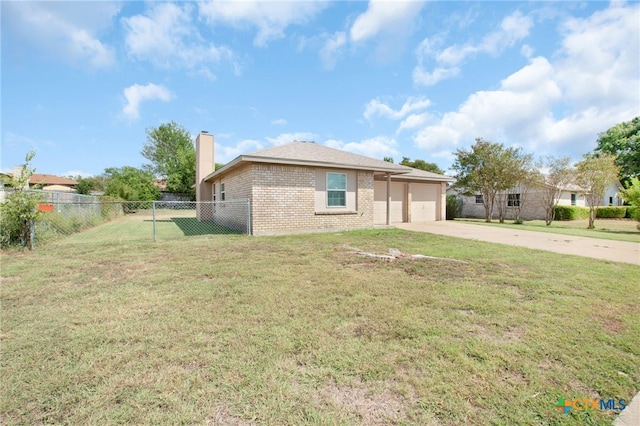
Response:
[410,183,439,222]
[374,181,406,224]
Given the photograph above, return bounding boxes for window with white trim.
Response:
[221,183,226,201]
[212,183,216,201]
[475,195,484,204]
[327,173,346,207]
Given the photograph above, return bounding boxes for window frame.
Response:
[221,182,226,201]
[326,172,347,208]
[571,193,577,206]
[507,193,521,207]
[475,195,484,204]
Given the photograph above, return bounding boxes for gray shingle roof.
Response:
[205,141,454,182]
[244,141,407,172]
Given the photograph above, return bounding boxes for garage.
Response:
[410,182,438,222]
[374,181,406,224]
[373,173,448,225]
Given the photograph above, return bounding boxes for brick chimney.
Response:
[13,166,29,189]
[196,132,214,220]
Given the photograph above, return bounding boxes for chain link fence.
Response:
[31,199,250,245]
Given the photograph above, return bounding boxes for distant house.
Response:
[2,168,78,192]
[153,180,194,201]
[195,132,454,235]
[448,179,624,221]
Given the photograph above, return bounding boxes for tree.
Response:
[399,157,444,175]
[75,176,106,195]
[451,138,530,222]
[142,121,196,195]
[574,154,620,229]
[0,151,43,249]
[103,166,160,201]
[494,151,534,223]
[510,167,541,224]
[620,177,640,228]
[593,116,639,186]
[383,156,394,163]
[537,156,574,226]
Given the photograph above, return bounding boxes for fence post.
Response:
[152,201,157,242]
[29,219,36,250]
[246,199,251,235]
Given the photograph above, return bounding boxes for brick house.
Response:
[448,181,624,221]
[195,132,454,236]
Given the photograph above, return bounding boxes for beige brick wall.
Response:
[457,188,587,221]
[248,164,374,235]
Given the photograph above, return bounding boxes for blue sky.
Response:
[2,0,639,178]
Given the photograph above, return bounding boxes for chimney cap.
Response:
[201,130,209,134]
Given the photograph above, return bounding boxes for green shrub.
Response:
[0,151,42,249]
[595,206,627,219]
[446,195,462,220]
[553,205,590,220]
[99,195,125,220]
[625,206,640,220]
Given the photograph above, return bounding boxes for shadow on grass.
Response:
[173,217,242,236]
[148,217,243,236]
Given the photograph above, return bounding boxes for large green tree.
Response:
[399,157,444,175]
[75,176,107,195]
[575,154,620,229]
[451,138,531,222]
[593,116,639,186]
[103,167,160,201]
[142,121,196,195]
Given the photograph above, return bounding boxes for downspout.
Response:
[386,173,391,226]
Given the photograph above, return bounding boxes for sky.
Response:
[2,0,639,178]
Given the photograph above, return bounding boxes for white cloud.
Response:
[410,2,639,162]
[2,1,118,69]
[199,0,327,47]
[63,170,93,178]
[325,136,398,160]
[398,113,432,133]
[271,118,288,126]
[266,132,319,146]
[364,97,431,122]
[412,66,461,86]
[122,3,236,76]
[554,3,639,110]
[216,139,264,164]
[413,11,534,86]
[122,83,175,121]
[350,0,425,43]
[319,32,347,70]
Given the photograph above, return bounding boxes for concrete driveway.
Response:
[396,221,640,266]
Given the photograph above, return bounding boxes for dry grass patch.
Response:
[1,226,638,425]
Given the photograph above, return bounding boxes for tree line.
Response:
[451,138,622,229]
[75,121,199,201]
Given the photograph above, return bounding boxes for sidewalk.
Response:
[396,221,640,265]
[614,391,640,426]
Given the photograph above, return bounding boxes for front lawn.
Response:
[1,225,638,425]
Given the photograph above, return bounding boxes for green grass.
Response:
[1,218,639,425]
[455,218,640,243]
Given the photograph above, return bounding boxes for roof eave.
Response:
[203,155,409,181]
